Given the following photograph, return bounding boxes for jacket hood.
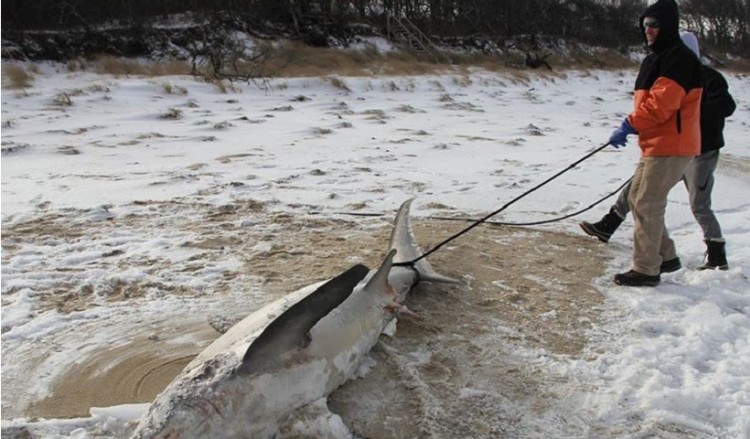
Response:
[680,31,701,59]
[640,0,680,53]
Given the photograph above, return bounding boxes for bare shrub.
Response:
[88,83,111,93]
[162,83,188,96]
[452,75,472,87]
[159,107,183,120]
[213,121,233,130]
[205,78,240,94]
[186,20,275,89]
[52,93,73,106]
[311,127,333,135]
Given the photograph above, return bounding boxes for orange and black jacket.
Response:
[627,0,702,157]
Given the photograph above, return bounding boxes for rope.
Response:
[394,142,613,266]
[427,176,632,227]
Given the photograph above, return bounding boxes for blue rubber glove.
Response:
[609,118,637,148]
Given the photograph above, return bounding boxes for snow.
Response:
[2,57,750,439]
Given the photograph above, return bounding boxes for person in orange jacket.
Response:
[603,0,703,287]
[580,32,736,274]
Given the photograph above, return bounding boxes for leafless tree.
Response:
[2,0,747,56]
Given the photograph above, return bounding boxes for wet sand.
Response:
[3,202,607,437]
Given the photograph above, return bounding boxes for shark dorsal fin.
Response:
[240,263,370,375]
[365,249,396,292]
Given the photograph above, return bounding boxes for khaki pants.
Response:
[612,150,723,240]
[628,156,694,276]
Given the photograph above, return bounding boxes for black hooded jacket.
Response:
[701,65,736,152]
[628,0,703,157]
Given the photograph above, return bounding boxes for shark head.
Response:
[130,353,243,439]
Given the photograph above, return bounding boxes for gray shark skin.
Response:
[129,199,457,439]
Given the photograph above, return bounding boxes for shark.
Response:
[129,199,457,439]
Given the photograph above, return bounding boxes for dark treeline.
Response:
[2,0,748,55]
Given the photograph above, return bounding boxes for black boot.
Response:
[699,239,728,270]
[579,208,624,243]
[660,257,682,274]
[614,270,660,287]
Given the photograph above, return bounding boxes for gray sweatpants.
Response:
[612,150,724,241]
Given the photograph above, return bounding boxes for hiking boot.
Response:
[698,239,728,270]
[579,208,624,243]
[614,270,660,287]
[660,257,682,274]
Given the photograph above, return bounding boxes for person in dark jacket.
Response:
[599,0,703,287]
[580,31,736,273]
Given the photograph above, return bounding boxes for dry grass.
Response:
[83,56,191,77]
[92,56,147,75]
[2,45,642,92]
[66,58,88,72]
[325,76,351,91]
[147,61,192,76]
[725,58,750,73]
[4,45,744,99]
[261,44,642,80]
[2,64,35,89]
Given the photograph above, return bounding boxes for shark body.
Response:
[130,199,456,439]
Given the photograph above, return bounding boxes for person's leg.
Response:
[629,156,693,276]
[579,180,631,243]
[684,150,722,240]
[658,225,677,263]
[612,180,632,218]
[613,161,660,286]
[702,239,729,270]
[683,150,728,269]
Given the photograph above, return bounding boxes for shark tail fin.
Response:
[390,199,459,284]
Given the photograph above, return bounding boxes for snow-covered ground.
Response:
[2,61,749,438]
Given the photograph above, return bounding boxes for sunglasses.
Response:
[643,19,660,29]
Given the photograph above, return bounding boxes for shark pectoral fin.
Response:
[240,263,370,375]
